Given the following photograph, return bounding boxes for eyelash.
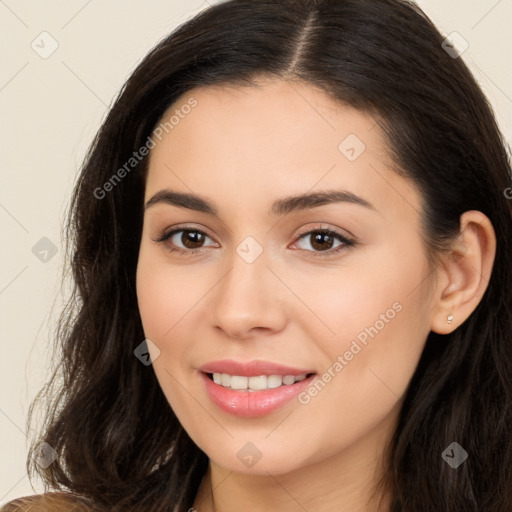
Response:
[153,225,356,258]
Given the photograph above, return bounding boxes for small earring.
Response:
[447,314,454,325]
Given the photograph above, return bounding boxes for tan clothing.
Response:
[1,493,92,511]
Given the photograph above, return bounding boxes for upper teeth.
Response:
[212,373,307,391]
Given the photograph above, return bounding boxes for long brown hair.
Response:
[25,0,512,510]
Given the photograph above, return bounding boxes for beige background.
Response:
[1,0,511,504]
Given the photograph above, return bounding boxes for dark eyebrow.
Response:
[144,189,376,215]
[271,190,376,216]
[145,190,218,215]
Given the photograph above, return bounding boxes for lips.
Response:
[198,359,317,417]
[199,359,315,377]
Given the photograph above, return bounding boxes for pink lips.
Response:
[199,359,314,377]
[198,359,316,417]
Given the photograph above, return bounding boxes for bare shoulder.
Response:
[1,492,93,511]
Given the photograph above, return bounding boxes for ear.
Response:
[430,210,496,334]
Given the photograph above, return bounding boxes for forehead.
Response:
[145,79,421,221]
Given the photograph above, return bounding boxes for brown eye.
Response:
[154,227,218,255]
[179,230,206,249]
[295,229,354,254]
[309,232,337,251]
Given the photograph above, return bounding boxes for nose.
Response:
[209,248,288,340]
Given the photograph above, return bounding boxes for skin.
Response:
[136,78,495,511]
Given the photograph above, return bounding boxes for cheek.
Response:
[291,246,432,434]
[285,246,431,348]
[136,245,206,340]
[135,247,201,421]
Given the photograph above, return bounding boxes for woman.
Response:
[3,0,511,510]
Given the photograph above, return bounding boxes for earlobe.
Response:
[430,211,496,335]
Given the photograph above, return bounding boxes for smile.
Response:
[209,372,308,391]
[198,360,317,417]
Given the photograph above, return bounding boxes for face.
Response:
[136,79,437,476]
